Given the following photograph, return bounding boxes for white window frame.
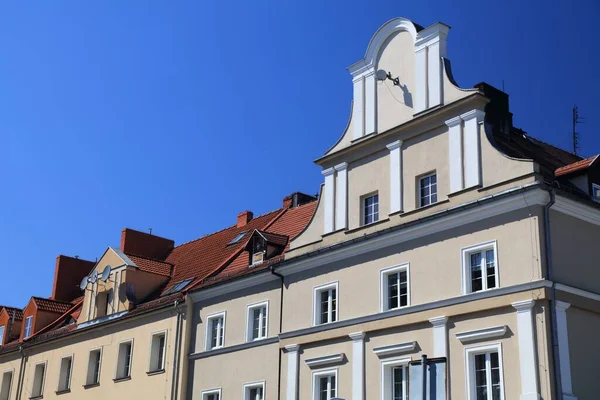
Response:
[0,326,5,345]
[30,360,47,398]
[380,263,410,312]
[311,368,338,400]
[465,343,505,400]
[56,354,74,392]
[201,387,222,400]
[593,183,600,202]
[0,368,14,400]
[243,380,266,400]
[115,338,134,380]
[380,357,410,400]
[246,301,269,342]
[418,172,438,207]
[313,281,339,326]
[23,316,33,339]
[85,347,103,386]
[205,311,226,351]
[148,330,168,373]
[362,192,380,225]
[461,241,499,295]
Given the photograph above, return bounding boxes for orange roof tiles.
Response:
[33,297,74,315]
[127,254,173,277]
[0,306,23,321]
[555,155,599,177]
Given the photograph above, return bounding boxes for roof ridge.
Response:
[32,297,74,305]
[125,253,174,265]
[521,132,582,160]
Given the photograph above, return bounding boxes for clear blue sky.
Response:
[1,1,598,306]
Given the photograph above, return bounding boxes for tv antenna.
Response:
[572,105,585,155]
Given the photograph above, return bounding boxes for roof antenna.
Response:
[149,228,153,235]
[572,105,585,155]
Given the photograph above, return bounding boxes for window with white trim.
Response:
[0,326,4,345]
[312,369,337,400]
[593,183,600,202]
[244,381,265,400]
[419,173,437,207]
[381,264,409,311]
[0,370,13,400]
[362,193,379,225]
[201,388,221,400]
[23,316,33,339]
[205,312,225,350]
[247,302,268,342]
[381,358,409,400]
[57,356,73,392]
[115,340,133,379]
[466,344,504,400]
[149,331,167,373]
[462,242,498,294]
[31,362,46,398]
[86,348,102,385]
[313,282,338,326]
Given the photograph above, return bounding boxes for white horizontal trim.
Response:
[456,325,508,343]
[554,195,600,226]
[373,341,417,357]
[305,353,345,367]
[555,283,600,302]
[189,271,278,302]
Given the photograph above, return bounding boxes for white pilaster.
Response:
[427,40,442,108]
[512,300,541,400]
[446,116,463,193]
[349,332,365,400]
[429,316,448,359]
[364,70,377,135]
[415,23,449,112]
[414,47,428,113]
[352,77,365,140]
[334,163,348,231]
[386,140,403,214]
[556,301,578,400]
[461,109,484,188]
[285,344,300,400]
[322,168,335,234]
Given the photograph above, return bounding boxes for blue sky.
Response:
[0,1,598,306]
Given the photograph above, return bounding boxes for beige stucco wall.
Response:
[566,305,600,399]
[0,352,22,400]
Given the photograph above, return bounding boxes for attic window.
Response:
[250,235,267,266]
[163,278,194,295]
[228,231,248,245]
[593,183,600,202]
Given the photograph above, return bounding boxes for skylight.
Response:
[163,278,194,295]
[228,231,247,245]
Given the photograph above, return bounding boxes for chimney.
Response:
[120,228,175,260]
[283,192,317,208]
[51,255,96,302]
[237,211,253,227]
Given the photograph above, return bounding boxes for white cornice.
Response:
[428,316,448,327]
[322,167,335,177]
[373,341,417,357]
[455,325,507,343]
[188,272,278,302]
[285,344,300,352]
[445,116,462,127]
[386,140,402,151]
[334,162,348,171]
[555,283,600,302]
[414,23,450,52]
[553,195,600,226]
[348,331,365,341]
[512,299,535,312]
[305,353,345,367]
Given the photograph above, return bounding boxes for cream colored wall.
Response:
[284,208,543,332]
[566,305,600,399]
[9,308,178,400]
[442,59,479,105]
[0,352,22,400]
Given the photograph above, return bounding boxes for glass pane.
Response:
[388,273,399,309]
[486,250,496,289]
[331,290,337,322]
[393,367,403,400]
[330,375,336,396]
[321,291,329,324]
[320,377,328,400]
[430,174,437,184]
[471,253,483,292]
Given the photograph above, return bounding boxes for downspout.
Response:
[15,345,27,400]
[170,299,184,400]
[270,266,285,400]
[544,188,564,399]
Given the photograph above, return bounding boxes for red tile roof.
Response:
[127,254,173,277]
[33,297,74,315]
[0,306,23,321]
[555,155,599,177]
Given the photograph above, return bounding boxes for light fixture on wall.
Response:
[376,69,400,86]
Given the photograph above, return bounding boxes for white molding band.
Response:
[387,140,403,214]
[455,325,507,343]
[372,341,417,357]
[285,344,300,400]
[461,109,484,188]
[429,316,448,359]
[555,283,600,301]
[352,76,365,140]
[511,299,540,400]
[349,332,365,400]
[555,301,578,400]
[415,47,428,113]
[446,116,463,193]
[335,163,348,231]
[322,168,335,234]
[364,71,377,135]
[414,23,449,112]
[305,353,345,368]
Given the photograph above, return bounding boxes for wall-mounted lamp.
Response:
[376,69,400,86]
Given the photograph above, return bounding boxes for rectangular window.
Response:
[381,264,410,311]
[381,358,409,400]
[313,282,338,326]
[462,242,498,294]
[23,316,33,339]
[593,183,600,202]
[115,340,133,380]
[31,362,46,398]
[467,345,504,400]
[57,356,73,392]
[247,302,268,342]
[205,312,226,350]
[149,332,167,373]
[202,388,221,400]
[363,193,379,225]
[0,370,13,400]
[0,326,4,345]
[244,381,265,400]
[419,173,437,207]
[86,348,102,386]
[312,370,337,400]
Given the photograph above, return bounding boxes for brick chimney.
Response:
[51,255,96,302]
[237,211,253,227]
[120,228,175,260]
[282,192,317,209]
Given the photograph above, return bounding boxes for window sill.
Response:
[146,369,165,376]
[399,199,450,218]
[322,227,346,238]
[55,389,71,395]
[113,376,131,383]
[448,184,482,197]
[345,218,390,234]
[83,383,100,389]
[29,396,43,400]
[312,320,338,328]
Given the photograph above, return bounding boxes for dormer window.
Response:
[593,183,600,202]
[251,236,267,266]
[23,316,33,339]
[244,230,288,267]
[0,325,4,345]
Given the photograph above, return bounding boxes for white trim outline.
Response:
[85,346,103,386]
[56,353,74,392]
[245,300,269,343]
[30,360,47,398]
[311,368,338,400]
[456,326,507,343]
[201,387,222,400]
[243,380,266,400]
[465,343,505,400]
[380,263,410,312]
[0,368,14,400]
[205,311,227,351]
[148,329,168,373]
[114,338,134,380]
[461,241,499,295]
[380,356,411,400]
[312,281,339,327]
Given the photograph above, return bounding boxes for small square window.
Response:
[23,316,33,339]
[86,348,102,386]
[115,340,133,380]
[31,362,46,398]
[419,173,437,207]
[462,242,498,294]
[313,282,338,326]
[0,326,4,345]
[593,183,600,202]
[149,332,167,373]
[247,302,268,342]
[380,264,410,311]
[466,344,505,400]
[363,193,379,225]
[205,312,226,350]
[312,369,337,400]
[57,356,73,392]
[0,370,13,400]
[381,358,409,400]
[202,388,221,400]
[244,381,265,400]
